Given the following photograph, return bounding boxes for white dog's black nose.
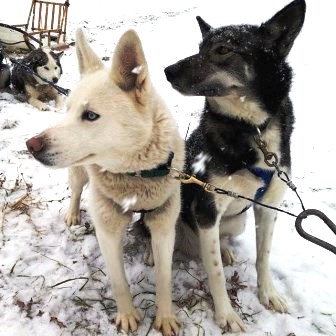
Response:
[52,77,59,83]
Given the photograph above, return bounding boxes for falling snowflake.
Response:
[121,195,137,213]
[191,152,211,175]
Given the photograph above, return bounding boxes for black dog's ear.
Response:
[196,16,212,37]
[259,0,306,57]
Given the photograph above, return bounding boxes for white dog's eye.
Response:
[44,66,49,70]
[82,110,100,121]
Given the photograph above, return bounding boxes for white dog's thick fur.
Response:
[27,29,184,335]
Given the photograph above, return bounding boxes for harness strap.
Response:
[132,208,155,237]
[238,166,274,214]
[247,166,274,200]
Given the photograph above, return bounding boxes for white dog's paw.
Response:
[116,308,140,333]
[154,313,180,336]
[64,211,81,226]
[258,288,288,313]
[216,309,247,333]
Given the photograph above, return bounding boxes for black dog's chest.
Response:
[186,117,260,176]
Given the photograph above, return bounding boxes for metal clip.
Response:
[169,168,215,192]
[169,168,186,180]
[254,136,279,167]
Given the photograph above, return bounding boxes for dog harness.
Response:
[239,166,274,214]
[247,166,274,200]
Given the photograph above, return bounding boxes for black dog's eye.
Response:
[82,110,100,121]
[215,46,230,55]
[44,66,50,70]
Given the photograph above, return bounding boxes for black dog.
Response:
[165,0,305,332]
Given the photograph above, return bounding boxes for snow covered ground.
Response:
[1,1,336,335]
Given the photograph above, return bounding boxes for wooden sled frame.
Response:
[15,0,70,49]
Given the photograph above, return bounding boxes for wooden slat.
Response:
[23,0,69,47]
[51,4,55,29]
[44,3,49,30]
[57,4,61,30]
[31,0,37,30]
[38,1,42,30]
[62,5,68,42]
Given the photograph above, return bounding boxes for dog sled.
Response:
[0,0,70,53]
[0,23,42,52]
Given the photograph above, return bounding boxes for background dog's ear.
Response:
[31,49,44,63]
[196,16,212,37]
[75,28,103,75]
[50,50,64,61]
[56,51,64,59]
[111,29,149,105]
[259,0,306,58]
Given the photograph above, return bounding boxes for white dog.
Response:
[26,29,184,335]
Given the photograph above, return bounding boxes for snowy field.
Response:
[1,0,336,335]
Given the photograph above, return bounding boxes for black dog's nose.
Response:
[52,77,58,83]
[164,64,179,83]
[26,136,44,154]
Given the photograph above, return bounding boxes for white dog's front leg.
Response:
[65,166,88,226]
[199,222,246,333]
[90,190,139,333]
[146,193,180,336]
[254,176,288,313]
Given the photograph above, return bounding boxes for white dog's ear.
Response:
[75,28,103,75]
[111,29,149,105]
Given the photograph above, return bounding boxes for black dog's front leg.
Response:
[195,193,247,332]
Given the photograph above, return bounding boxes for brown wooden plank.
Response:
[44,3,49,30]
[51,4,55,29]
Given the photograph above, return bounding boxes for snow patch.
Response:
[131,65,143,74]
[121,195,137,213]
[191,152,211,175]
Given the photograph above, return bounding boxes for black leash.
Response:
[295,209,336,255]
[170,130,336,255]
[253,132,336,255]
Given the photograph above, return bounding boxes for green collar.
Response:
[126,152,174,178]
